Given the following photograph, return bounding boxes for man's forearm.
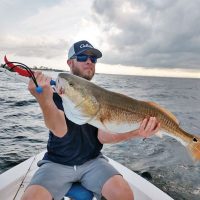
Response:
[38,98,68,137]
[38,99,59,130]
[98,117,160,144]
[109,130,140,143]
[98,129,140,144]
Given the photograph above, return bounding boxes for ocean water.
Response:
[0,70,200,200]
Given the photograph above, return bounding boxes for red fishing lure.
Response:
[4,55,33,77]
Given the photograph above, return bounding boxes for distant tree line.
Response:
[0,63,64,72]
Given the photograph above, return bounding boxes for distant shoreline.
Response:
[0,63,65,73]
[1,64,199,79]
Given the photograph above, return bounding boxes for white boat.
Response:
[0,151,174,200]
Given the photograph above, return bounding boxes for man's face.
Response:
[68,52,96,80]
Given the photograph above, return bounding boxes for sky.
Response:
[0,0,200,78]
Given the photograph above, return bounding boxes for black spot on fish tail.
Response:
[193,137,198,142]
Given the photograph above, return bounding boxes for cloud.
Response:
[0,0,63,31]
[1,0,200,72]
[0,35,68,59]
[0,0,92,60]
[92,0,200,69]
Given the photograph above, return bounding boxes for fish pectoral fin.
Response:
[65,107,91,125]
[147,101,179,125]
[62,98,92,125]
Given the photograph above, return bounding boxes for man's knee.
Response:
[21,185,52,200]
[101,175,134,200]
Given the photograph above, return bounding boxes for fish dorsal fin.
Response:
[147,101,179,124]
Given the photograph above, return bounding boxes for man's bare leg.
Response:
[21,185,52,200]
[101,175,134,200]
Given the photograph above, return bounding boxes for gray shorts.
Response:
[29,154,120,200]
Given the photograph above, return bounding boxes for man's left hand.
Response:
[137,117,160,138]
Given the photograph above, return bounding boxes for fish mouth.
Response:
[57,86,65,95]
[56,77,65,95]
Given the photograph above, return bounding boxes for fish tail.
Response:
[187,136,200,160]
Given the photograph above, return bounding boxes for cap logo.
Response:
[80,44,93,48]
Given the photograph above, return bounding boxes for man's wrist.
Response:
[37,97,54,109]
[131,129,141,138]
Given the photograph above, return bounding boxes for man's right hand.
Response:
[28,71,53,102]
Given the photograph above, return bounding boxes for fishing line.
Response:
[12,154,37,200]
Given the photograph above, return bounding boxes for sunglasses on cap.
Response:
[71,54,97,64]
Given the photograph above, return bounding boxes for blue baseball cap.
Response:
[68,40,102,59]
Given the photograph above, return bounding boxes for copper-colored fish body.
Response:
[56,73,200,160]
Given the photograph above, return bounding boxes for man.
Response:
[22,40,160,200]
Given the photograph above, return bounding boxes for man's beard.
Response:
[71,64,95,81]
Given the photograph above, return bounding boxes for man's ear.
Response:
[67,59,72,67]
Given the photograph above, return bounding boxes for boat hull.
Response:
[0,151,173,200]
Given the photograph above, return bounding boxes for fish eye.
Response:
[69,82,74,87]
[193,137,198,142]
